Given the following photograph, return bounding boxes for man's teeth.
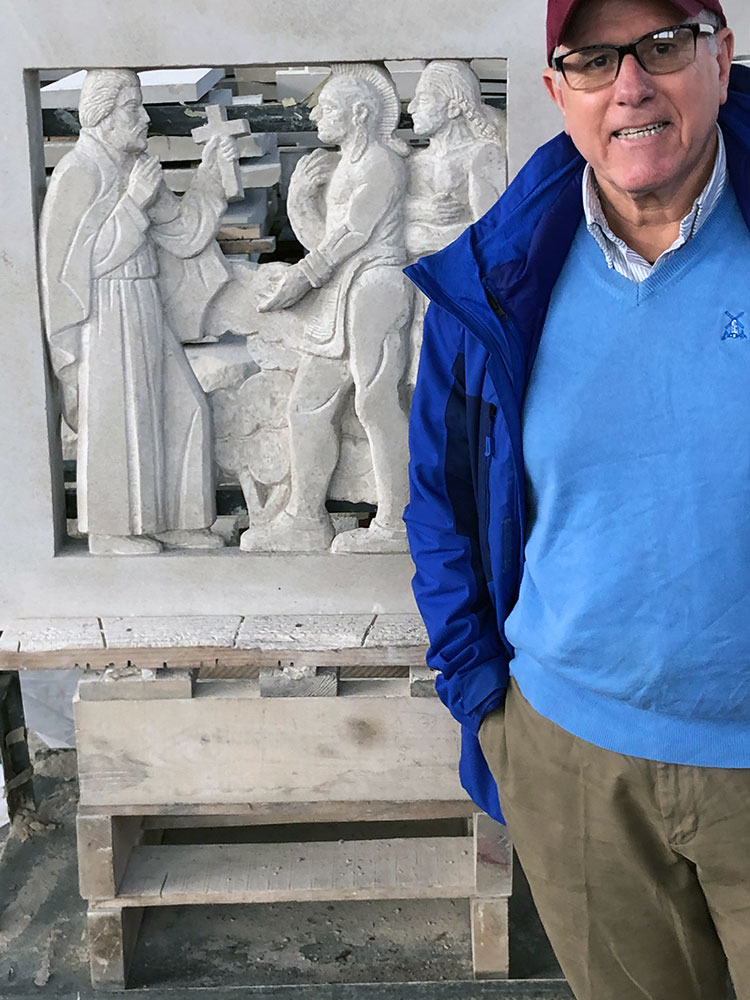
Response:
[615,122,668,139]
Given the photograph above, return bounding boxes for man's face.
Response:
[543,0,734,209]
[311,81,354,145]
[105,85,150,154]
[409,77,452,137]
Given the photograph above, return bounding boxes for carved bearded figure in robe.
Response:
[39,70,237,555]
[241,64,413,554]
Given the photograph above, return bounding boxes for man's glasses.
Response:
[552,23,717,92]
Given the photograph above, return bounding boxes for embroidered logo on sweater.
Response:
[723,312,747,341]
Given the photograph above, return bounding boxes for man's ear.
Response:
[717,28,735,106]
[446,97,462,121]
[542,67,570,133]
[352,100,369,125]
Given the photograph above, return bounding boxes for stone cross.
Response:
[191,104,250,201]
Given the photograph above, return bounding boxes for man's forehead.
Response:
[563,0,695,45]
[116,85,143,105]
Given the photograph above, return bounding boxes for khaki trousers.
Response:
[479,678,750,1000]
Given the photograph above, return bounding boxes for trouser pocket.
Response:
[478,701,506,781]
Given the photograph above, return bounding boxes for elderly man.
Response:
[405,1,750,997]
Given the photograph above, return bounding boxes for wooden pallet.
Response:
[73,668,512,990]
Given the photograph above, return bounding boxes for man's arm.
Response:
[405,302,509,734]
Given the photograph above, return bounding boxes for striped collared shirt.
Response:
[582,127,727,284]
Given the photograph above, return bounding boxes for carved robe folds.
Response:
[40,132,228,538]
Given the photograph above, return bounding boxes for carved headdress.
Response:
[328,63,410,159]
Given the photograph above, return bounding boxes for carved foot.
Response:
[239,511,334,553]
[154,528,225,550]
[330,520,408,554]
[88,534,163,556]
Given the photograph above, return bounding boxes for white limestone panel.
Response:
[44,132,271,169]
[0,618,104,653]
[101,616,242,648]
[236,614,374,651]
[364,614,429,648]
[162,150,281,193]
[40,67,225,108]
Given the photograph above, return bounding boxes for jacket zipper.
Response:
[484,403,497,536]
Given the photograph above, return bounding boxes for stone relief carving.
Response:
[238,63,414,554]
[40,62,507,557]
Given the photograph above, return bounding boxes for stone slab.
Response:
[43,132,270,169]
[236,614,374,651]
[100,616,242,649]
[364,614,429,648]
[162,150,281,192]
[40,67,225,108]
[0,618,104,653]
[12,0,750,618]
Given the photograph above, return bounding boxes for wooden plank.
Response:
[74,681,466,808]
[80,800,475,823]
[78,667,197,701]
[471,897,509,980]
[473,813,512,897]
[197,662,409,680]
[163,155,280,193]
[87,906,144,991]
[101,616,241,649]
[259,665,339,697]
[0,645,427,672]
[77,814,144,900]
[365,614,429,649]
[113,836,473,906]
[0,617,103,653]
[236,614,374,651]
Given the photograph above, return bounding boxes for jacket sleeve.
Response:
[404,301,510,734]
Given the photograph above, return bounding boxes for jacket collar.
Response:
[406,64,750,371]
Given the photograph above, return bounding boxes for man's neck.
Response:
[594,131,719,264]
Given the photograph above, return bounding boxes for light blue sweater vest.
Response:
[505,185,750,766]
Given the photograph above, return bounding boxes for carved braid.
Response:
[423,60,503,144]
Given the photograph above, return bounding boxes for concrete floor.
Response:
[0,746,569,999]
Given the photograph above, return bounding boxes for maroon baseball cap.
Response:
[547,0,726,63]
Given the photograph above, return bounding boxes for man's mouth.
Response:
[613,121,669,139]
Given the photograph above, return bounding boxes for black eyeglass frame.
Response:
[551,22,717,90]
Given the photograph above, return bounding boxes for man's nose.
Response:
[310,105,320,122]
[612,53,656,104]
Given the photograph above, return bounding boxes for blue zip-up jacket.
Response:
[404,65,750,824]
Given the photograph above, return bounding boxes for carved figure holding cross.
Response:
[192,104,250,201]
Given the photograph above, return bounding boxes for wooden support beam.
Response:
[471,896,510,979]
[87,906,144,991]
[77,814,145,900]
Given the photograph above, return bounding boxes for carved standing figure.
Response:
[241,64,413,554]
[406,60,506,258]
[39,70,239,555]
[405,61,507,382]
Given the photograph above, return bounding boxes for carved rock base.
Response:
[154,529,225,550]
[330,520,408,555]
[239,511,334,553]
[88,534,163,556]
